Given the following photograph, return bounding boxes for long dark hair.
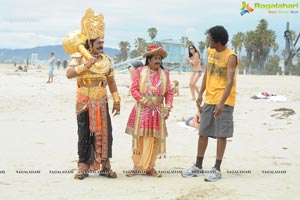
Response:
[188,44,200,58]
[145,55,164,69]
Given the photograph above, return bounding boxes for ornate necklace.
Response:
[146,66,162,94]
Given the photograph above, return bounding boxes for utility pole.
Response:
[284,22,300,75]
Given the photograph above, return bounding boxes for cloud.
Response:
[0,32,62,49]
[0,0,299,51]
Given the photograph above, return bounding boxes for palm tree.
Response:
[231,32,244,68]
[242,19,278,75]
[231,32,244,54]
[148,27,158,41]
[113,53,122,64]
[272,43,279,55]
[243,31,255,73]
[119,41,131,61]
[134,37,147,56]
[253,19,277,74]
[180,36,193,47]
[130,50,140,58]
[198,41,206,58]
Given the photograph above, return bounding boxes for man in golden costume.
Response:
[125,42,173,177]
[63,8,121,180]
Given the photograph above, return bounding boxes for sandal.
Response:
[99,169,117,178]
[74,172,89,180]
[99,159,117,178]
[74,162,89,180]
[125,172,136,177]
[146,168,162,178]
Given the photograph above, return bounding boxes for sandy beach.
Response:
[0,64,299,200]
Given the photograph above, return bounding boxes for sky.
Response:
[0,0,299,54]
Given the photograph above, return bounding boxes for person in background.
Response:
[46,52,55,83]
[171,80,179,96]
[128,60,144,95]
[185,44,202,100]
[63,59,68,70]
[56,59,61,70]
[182,112,201,129]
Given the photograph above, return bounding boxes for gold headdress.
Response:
[81,8,105,40]
[62,8,110,74]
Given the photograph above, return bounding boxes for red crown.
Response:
[143,43,167,59]
[147,43,163,51]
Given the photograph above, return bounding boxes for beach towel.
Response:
[177,122,198,131]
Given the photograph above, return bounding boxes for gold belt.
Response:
[77,79,107,88]
[144,94,163,104]
[77,86,107,99]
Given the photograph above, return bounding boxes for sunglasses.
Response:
[189,47,194,50]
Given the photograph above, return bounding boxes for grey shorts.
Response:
[199,104,234,138]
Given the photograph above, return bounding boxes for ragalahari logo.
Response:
[240,1,254,15]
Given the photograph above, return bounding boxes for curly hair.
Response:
[207,26,229,46]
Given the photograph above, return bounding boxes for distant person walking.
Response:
[62,59,68,70]
[56,59,61,70]
[47,52,55,83]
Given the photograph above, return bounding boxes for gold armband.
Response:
[112,92,121,103]
[74,64,87,74]
[165,104,172,112]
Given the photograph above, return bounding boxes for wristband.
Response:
[112,92,121,103]
[74,64,87,74]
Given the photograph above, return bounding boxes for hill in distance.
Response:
[0,45,119,64]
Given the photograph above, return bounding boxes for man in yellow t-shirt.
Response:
[182,26,238,182]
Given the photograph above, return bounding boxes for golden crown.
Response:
[81,8,105,40]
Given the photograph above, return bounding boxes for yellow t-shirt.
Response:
[205,47,238,107]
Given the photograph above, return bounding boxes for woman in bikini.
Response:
[185,44,202,100]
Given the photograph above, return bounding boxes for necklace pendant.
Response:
[151,96,157,103]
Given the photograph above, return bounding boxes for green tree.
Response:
[118,41,131,61]
[238,56,247,74]
[130,50,140,58]
[133,37,147,57]
[180,36,193,47]
[243,31,255,73]
[113,53,122,64]
[272,43,279,55]
[231,32,244,57]
[265,55,281,75]
[148,27,158,41]
[253,19,277,74]
[198,41,206,58]
[242,19,278,74]
[291,61,300,75]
